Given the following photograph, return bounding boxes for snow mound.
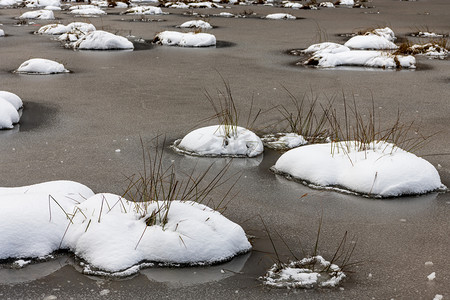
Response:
[265,13,296,20]
[122,5,163,15]
[0,29,4,37]
[369,27,396,42]
[0,98,20,129]
[173,125,263,157]
[319,2,334,7]
[414,32,444,38]
[37,22,95,35]
[64,194,251,272]
[336,0,354,5]
[25,0,60,8]
[0,0,18,6]
[69,7,106,15]
[282,2,303,9]
[215,12,234,17]
[15,58,69,74]
[0,181,94,259]
[303,42,350,55]
[405,43,449,58]
[154,31,216,47]
[72,30,134,50]
[272,141,444,197]
[261,133,307,150]
[18,9,54,20]
[345,35,398,50]
[305,50,415,69]
[261,256,345,288]
[0,91,23,110]
[179,20,212,29]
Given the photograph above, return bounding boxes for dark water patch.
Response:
[18,101,58,132]
[216,40,236,48]
[132,39,155,51]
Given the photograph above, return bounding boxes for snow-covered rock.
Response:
[69,7,106,15]
[0,181,94,259]
[265,13,296,20]
[305,50,415,69]
[282,1,303,9]
[0,183,251,275]
[272,141,444,197]
[0,98,20,129]
[370,27,396,42]
[15,58,69,74]
[0,91,23,110]
[261,256,345,288]
[122,5,163,15]
[64,194,251,272]
[72,30,134,50]
[18,10,55,20]
[37,22,96,35]
[179,20,212,29]
[319,2,334,7]
[406,43,449,58]
[336,0,354,5]
[261,133,307,150]
[25,0,60,8]
[344,35,398,50]
[173,125,263,157]
[303,42,350,55]
[0,0,18,6]
[154,31,216,47]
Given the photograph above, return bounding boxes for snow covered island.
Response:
[271,141,445,197]
[15,58,69,74]
[0,181,251,275]
[0,91,23,129]
[153,31,216,47]
[261,255,346,288]
[172,125,264,157]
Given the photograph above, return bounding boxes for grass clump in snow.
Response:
[203,76,261,139]
[394,38,449,58]
[123,138,238,227]
[260,214,357,289]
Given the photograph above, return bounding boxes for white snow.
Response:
[72,30,134,50]
[69,7,106,16]
[319,2,334,7]
[179,20,212,29]
[265,13,296,20]
[37,22,96,35]
[0,29,4,37]
[0,91,23,110]
[282,2,303,9]
[122,5,163,15]
[261,256,346,288]
[0,98,20,129]
[64,193,251,272]
[272,141,444,197]
[25,0,60,7]
[434,295,443,300]
[0,181,94,259]
[303,42,350,55]
[344,35,398,50]
[154,31,216,47]
[13,259,31,268]
[18,10,55,20]
[427,272,436,281]
[425,261,434,266]
[215,12,234,17]
[15,58,69,74]
[261,133,307,150]
[337,0,354,5]
[371,27,396,42]
[408,43,449,58]
[0,183,250,274]
[305,50,416,69]
[173,125,263,157]
[415,32,443,38]
[0,0,17,6]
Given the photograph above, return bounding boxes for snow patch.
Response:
[179,20,212,29]
[173,125,263,157]
[272,141,444,197]
[15,58,69,74]
[261,133,307,150]
[154,31,216,47]
[72,30,134,50]
[18,10,55,20]
[265,13,296,20]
